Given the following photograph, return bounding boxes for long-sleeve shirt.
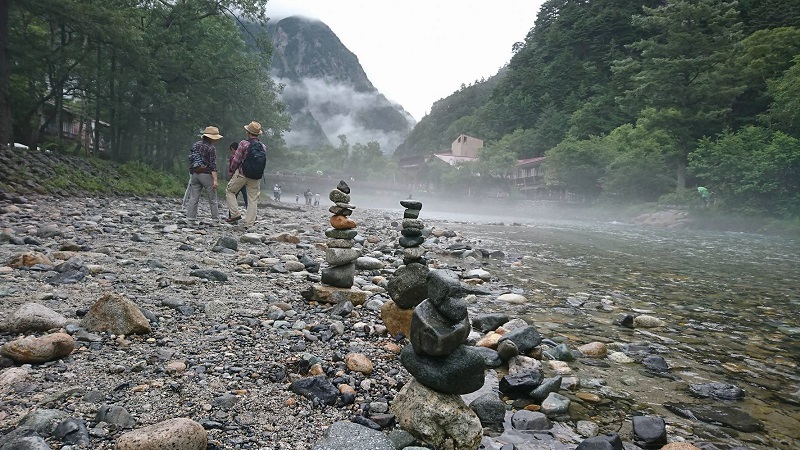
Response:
[191,140,217,173]
[229,138,260,177]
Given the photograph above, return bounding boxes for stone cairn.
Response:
[320,180,360,289]
[399,200,425,265]
[391,268,486,450]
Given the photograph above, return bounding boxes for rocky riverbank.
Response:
[0,190,773,450]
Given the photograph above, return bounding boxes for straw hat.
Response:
[244,121,263,135]
[200,126,223,140]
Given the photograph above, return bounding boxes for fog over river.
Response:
[366,193,800,449]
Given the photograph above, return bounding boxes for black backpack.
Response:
[241,139,266,179]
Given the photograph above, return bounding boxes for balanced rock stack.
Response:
[399,199,425,265]
[391,269,485,449]
[320,180,360,289]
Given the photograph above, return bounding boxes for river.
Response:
[405,202,800,449]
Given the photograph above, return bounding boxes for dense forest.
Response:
[400,0,800,219]
[2,0,799,220]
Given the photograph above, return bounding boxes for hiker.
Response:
[226,121,266,227]
[186,126,222,222]
[313,192,320,207]
[273,184,281,201]
[228,142,247,214]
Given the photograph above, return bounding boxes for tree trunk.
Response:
[0,0,12,148]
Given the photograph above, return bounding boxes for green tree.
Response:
[613,0,745,189]
[601,123,674,202]
[768,56,800,136]
[544,136,613,200]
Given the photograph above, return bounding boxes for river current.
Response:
[400,203,799,449]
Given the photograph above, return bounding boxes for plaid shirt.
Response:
[229,138,260,177]
[191,140,217,173]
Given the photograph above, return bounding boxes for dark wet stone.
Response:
[499,371,543,398]
[95,404,135,428]
[328,301,354,317]
[329,206,353,216]
[632,415,667,449]
[511,410,550,431]
[400,227,422,237]
[290,375,339,406]
[664,402,764,432]
[311,420,395,450]
[403,209,420,219]
[471,346,503,368]
[54,418,90,445]
[178,244,194,251]
[618,314,635,328]
[329,189,350,204]
[426,269,462,306]
[325,228,358,240]
[189,269,227,281]
[386,262,428,309]
[689,382,745,400]
[575,433,623,450]
[530,376,562,402]
[400,200,422,210]
[642,355,669,372]
[0,427,50,450]
[435,296,467,322]
[410,300,470,356]
[469,393,506,425]
[336,180,351,194]
[321,263,355,288]
[351,415,381,430]
[400,344,485,395]
[368,413,395,429]
[399,235,424,248]
[622,343,652,358]
[471,313,510,332]
[498,325,542,353]
[215,235,238,250]
[47,269,87,285]
[545,343,576,361]
[496,339,519,361]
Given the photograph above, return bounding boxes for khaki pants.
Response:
[186,173,219,219]
[226,170,260,225]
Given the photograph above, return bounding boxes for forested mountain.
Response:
[397,0,800,218]
[266,16,414,152]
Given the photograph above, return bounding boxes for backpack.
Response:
[241,139,266,179]
[188,145,207,173]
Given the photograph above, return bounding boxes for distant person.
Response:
[228,142,247,215]
[296,193,299,203]
[226,121,266,227]
[313,192,320,207]
[186,125,222,222]
[273,184,281,201]
[697,186,711,206]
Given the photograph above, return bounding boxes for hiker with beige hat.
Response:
[185,125,222,221]
[226,121,267,226]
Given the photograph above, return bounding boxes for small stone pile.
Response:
[391,269,485,449]
[399,200,425,265]
[320,180,360,289]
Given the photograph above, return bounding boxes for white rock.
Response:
[497,293,527,304]
[634,314,665,328]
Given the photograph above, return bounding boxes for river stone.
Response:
[290,375,339,405]
[55,417,89,445]
[575,433,623,450]
[329,205,353,216]
[607,352,634,364]
[0,367,30,387]
[391,379,482,450]
[345,352,373,375]
[576,420,600,438]
[540,392,571,416]
[511,410,551,431]
[326,248,361,266]
[189,269,227,281]
[664,402,764,432]
[660,444,702,450]
[355,256,383,270]
[426,269,462,305]
[497,325,542,353]
[311,421,394,450]
[96,404,136,428]
[403,209,420,219]
[215,235,238,250]
[402,218,424,230]
[204,300,230,321]
[400,344,485,395]
[380,300,413,338]
[471,313,510,332]
[578,342,607,358]
[400,200,422,210]
[336,180,350,194]
[330,215,357,230]
[642,355,670,372]
[468,393,506,426]
[403,246,426,262]
[0,428,51,450]
[327,238,354,248]
[546,343,576,361]
[81,293,151,335]
[471,346,503,368]
[8,251,52,268]
[386,263,428,308]
[400,227,422,237]
[5,302,68,333]
[508,354,542,375]
[496,339,519,361]
[329,189,350,204]
[634,314,665,328]
[115,418,206,450]
[410,300,471,356]
[19,408,70,434]
[1,333,75,364]
[688,382,745,400]
[531,376,563,402]
[499,370,544,398]
[435,296,468,322]
[321,263,356,288]
[632,415,667,449]
[325,228,358,240]
[239,233,263,244]
[399,235,424,248]
[306,284,369,306]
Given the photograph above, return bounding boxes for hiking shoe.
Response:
[225,216,242,223]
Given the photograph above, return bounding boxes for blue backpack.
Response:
[241,139,266,179]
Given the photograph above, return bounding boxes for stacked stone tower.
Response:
[320,180,360,289]
[399,200,425,265]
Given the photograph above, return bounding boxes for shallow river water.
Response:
[418,208,800,449]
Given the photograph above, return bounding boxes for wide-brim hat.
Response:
[244,121,263,135]
[201,126,223,140]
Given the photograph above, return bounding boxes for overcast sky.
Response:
[264,0,546,122]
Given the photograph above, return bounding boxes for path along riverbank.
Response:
[0,192,795,449]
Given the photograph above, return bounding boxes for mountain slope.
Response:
[267,16,414,152]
